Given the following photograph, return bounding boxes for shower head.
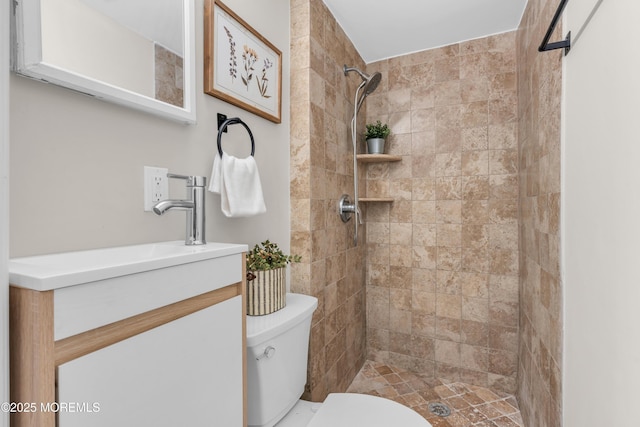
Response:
[344,64,382,113]
[363,71,382,96]
[343,65,382,96]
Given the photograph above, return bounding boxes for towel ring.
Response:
[217,117,255,157]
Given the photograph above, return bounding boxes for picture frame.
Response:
[204,0,282,124]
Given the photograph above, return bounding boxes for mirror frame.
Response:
[12,0,196,124]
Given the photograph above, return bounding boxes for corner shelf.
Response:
[356,154,402,163]
[360,198,394,202]
[356,154,402,203]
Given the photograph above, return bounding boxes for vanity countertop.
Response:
[9,241,247,291]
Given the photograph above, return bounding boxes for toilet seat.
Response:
[307,393,431,427]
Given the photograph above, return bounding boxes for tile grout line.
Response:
[346,360,524,427]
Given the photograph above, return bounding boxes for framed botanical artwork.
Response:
[204,0,282,124]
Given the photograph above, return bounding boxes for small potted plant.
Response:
[246,240,301,315]
[364,120,391,154]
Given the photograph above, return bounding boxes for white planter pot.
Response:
[246,268,286,315]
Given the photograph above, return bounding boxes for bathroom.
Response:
[1,0,640,426]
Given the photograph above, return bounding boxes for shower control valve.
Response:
[338,194,362,224]
[338,194,355,223]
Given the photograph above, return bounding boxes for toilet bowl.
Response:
[246,293,431,427]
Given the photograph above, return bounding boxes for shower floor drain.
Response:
[428,402,451,417]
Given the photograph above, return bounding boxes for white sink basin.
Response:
[9,241,247,291]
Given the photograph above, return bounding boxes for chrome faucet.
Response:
[153,173,207,245]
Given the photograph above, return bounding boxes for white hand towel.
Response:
[208,153,266,217]
[209,153,223,194]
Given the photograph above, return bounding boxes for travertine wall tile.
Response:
[365,32,519,394]
[154,45,183,107]
[291,0,367,400]
[516,0,563,424]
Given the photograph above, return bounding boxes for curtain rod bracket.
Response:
[538,0,571,55]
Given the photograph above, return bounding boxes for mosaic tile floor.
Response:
[346,361,524,427]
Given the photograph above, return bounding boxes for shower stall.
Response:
[290,0,526,411]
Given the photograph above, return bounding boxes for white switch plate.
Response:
[144,166,168,211]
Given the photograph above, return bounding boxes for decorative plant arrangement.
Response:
[246,240,301,272]
[222,28,272,98]
[364,120,390,154]
[246,240,301,316]
[364,120,391,140]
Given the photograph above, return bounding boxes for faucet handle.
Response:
[167,173,206,187]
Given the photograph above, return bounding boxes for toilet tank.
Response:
[246,293,318,427]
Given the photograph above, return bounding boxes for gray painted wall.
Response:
[9,0,291,258]
[564,0,640,425]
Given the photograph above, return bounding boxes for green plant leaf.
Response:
[246,240,302,271]
[364,120,391,140]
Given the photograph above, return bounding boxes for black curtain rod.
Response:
[539,0,571,55]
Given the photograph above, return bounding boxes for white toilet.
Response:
[246,293,431,427]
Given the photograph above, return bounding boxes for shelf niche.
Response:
[357,154,402,202]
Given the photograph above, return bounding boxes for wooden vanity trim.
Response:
[9,287,55,427]
[242,253,248,427]
[54,281,242,366]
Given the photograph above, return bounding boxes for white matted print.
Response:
[204,0,282,123]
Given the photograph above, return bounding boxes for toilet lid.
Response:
[307,393,431,427]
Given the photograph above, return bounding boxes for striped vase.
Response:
[246,268,286,316]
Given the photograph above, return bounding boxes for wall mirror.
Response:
[12,0,196,124]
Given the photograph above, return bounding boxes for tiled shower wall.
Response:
[364,32,520,393]
[289,0,367,400]
[517,0,563,425]
[154,44,183,108]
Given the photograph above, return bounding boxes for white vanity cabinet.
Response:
[57,297,242,427]
[9,241,248,427]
